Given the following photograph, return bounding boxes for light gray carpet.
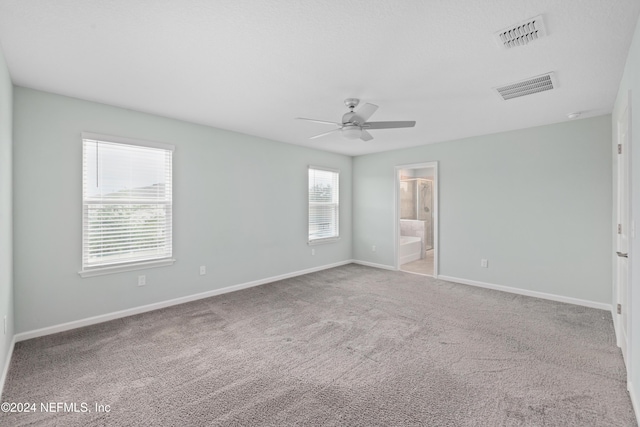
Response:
[1,264,636,426]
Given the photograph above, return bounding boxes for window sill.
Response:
[79,258,176,278]
[308,237,340,246]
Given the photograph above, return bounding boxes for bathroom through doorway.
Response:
[395,162,438,277]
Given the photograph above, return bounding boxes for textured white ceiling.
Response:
[0,0,638,156]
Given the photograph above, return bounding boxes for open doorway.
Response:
[395,162,438,276]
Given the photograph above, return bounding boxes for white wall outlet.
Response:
[200,266,206,275]
[138,275,146,286]
[311,248,315,256]
[481,259,488,268]
[372,245,376,252]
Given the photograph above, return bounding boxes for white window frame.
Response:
[79,132,176,277]
[308,165,340,245]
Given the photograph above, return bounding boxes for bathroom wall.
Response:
[399,170,434,251]
[399,179,416,219]
[400,220,425,239]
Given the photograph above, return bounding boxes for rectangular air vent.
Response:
[495,15,546,49]
[494,72,556,100]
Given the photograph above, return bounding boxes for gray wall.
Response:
[613,11,640,415]
[0,47,13,385]
[12,87,352,333]
[354,116,612,304]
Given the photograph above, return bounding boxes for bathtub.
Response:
[399,235,422,265]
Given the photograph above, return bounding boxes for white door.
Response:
[615,92,631,368]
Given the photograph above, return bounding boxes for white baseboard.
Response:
[630,382,639,426]
[0,335,16,399]
[437,275,612,311]
[352,260,397,271]
[15,260,353,342]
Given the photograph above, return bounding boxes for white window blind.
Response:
[81,134,174,273]
[308,166,339,243]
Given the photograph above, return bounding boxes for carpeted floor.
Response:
[1,264,636,426]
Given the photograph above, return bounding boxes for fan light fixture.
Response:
[342,126,362,140]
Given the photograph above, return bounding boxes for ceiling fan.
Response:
[296,98,416,141]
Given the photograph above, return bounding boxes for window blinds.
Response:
[82,135,173,271]
[308,167,339,242]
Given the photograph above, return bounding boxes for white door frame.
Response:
[394,161,439,276]
[613,89,632,382]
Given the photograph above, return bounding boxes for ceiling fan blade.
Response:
[364,121,416,129]
[296,117,342,126]
[309,128,341,139]
[360,130,374,141]
[352,103,378,124]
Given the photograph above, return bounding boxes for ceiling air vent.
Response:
[495,15,547,49]
[494,72,556,101]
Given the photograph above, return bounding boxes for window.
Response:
[308,166,339,244]
[80,133,174,277]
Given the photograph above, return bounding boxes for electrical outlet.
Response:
[311,248,315,256]
[200,266,206,275]
[372,245,376,252]
[481,259,488,268]
[138,275,146,286]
